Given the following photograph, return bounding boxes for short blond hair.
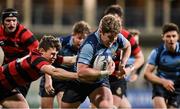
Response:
[100,14,121,34]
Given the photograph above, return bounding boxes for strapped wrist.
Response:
[100,70,109,77]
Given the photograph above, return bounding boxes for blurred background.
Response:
[0,0,180,108]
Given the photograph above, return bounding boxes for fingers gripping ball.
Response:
[93,54,112,70]
[0,47,4,66]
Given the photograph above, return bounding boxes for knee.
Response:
[98,100,113,108]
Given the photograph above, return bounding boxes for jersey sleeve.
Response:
[20,28,39,51]
[147,49,158,66]
[117,33,129,49]
[77,43,94,65]
[32,56,50,70]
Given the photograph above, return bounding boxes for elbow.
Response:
[77,71,86,80]
[143,72,149,80]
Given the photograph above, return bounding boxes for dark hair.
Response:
[39,35,61,51]
[162,23,179,34]
[73,21,91,35]
[1,8,18,23]
[100,14,121,34]
[104,4,124,18]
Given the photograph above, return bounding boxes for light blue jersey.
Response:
[147,43,180,81]
[77,31,128,83]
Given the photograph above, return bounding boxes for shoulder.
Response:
[83,33,98,45]
[16,24,33,38]
[120,29,130,38]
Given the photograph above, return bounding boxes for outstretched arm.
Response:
[56,55,77,65]
[40,64,78,80]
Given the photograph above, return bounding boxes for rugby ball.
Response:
[0,47,4,66]
[93,54,112,70]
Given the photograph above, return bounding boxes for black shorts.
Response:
[16,83,31,97]
[0,89,20,101]
[39,76,68,97]
[152,84,180,108]
[62,79,110,103]
[109,76,127,98]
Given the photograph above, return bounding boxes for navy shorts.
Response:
[62,78,110,103]
[39,76,68,97]
[109,76,127,98]
[153,84,180,108]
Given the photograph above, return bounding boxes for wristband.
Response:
[129,64,135,71]
[100,70,109,77]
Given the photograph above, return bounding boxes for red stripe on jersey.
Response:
[0,24,39,64]
[0,66,13,90]
[121,29,141,56]
[8,61,26,86]
[31,56,50,70]
[21,58,40,81]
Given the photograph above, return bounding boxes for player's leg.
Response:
[152,85,167,108]
[41,96,54,108]
[56,91,64,108]
[114,95,131,108]
[39,76,55,108]
[153,96,167,108]
[61,80,84,108]
[89,86,113,108]
[110,77,131,108]
[0,90,29,108]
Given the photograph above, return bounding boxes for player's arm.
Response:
[117,38,131,77]
[62,55,77,65]
[131,51,144,71]
[40,64,78,80]
[44,74,54,95]
[144,64,175,92]
[144,63,162,84]
[77,61,114,82]
[56,55,77,65]
[121,38,131,67]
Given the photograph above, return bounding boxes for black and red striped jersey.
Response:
[121,28,141,56]
[0,24,39,64]
[113,28,141,71]
[0,49,49,92]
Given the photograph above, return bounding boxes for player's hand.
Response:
[161,78,175,92]
[45,78,55,95]
[128,73,138,82]
[106,60,115,75]
[114,65,126,79]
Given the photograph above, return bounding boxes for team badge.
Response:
[116,87,122,95]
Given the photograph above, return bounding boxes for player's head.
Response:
[1,8,19,33]
[104,4,124,26]
[72,21,91,49]
[39,35,61,63]
[99,14,121,47]
[162,23,179,35]
[104,4,124,18]
[161,23,179,49]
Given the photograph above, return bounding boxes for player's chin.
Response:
[49,60,55,64]
[7,28,16,33]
